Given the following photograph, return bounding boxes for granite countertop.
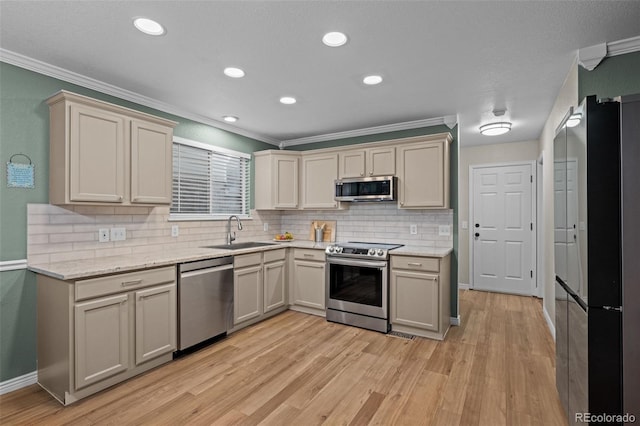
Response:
[389,246,453,258]
[28,240,331,281]
[28,240,452,281]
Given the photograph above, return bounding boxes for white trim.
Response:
[173,136,251,160]
[458,282,470,290]
[0,371,37,395]
[450,315,461,326]
[0,259,28,272]
[543,304,556,342]
[536,152,545,298]
[280,116,454,147]
[469,161,537,295]
[607,35,640,57]
[0,48,280,146]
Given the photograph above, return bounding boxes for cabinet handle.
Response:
[408,262,422,267]
[122,279,142,287]
[360,173,364,177]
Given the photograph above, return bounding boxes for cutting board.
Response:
[308,220,336,242]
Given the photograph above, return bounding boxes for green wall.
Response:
[0,62,273,382]
[579,51,640,100]
[289,124,460,319]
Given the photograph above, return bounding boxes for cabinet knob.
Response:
[369,171,373,176]
[360,173,364,177]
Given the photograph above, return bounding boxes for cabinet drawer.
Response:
[75,266,175,302]
[264,248,286,263]
[234,252,262,269]
[391,255,439,272]
[294,249,325,262]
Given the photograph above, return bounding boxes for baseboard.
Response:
[0,371,37,395]
[458,282,470,290]
[450,315,461,326]
[543,304,555,341]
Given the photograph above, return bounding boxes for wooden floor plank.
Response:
[0,290,567,426]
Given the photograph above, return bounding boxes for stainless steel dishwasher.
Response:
[177,256,233,351]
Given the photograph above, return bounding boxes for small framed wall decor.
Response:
[6,153,35,189]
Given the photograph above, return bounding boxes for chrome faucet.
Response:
[226,215,243,245]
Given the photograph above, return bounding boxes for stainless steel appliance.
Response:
[325,242,403,333]
[334,176,396,202]
[177,257,234,350]
[554,94,639,425]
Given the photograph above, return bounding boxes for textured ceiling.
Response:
[1,1,639,147]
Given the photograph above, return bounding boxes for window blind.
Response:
[171,138,250,218]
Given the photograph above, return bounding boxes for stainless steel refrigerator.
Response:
[554,94,639,425]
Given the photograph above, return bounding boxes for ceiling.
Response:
[1,1,640,147]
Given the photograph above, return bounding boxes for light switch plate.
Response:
[110,227,126,241]
[99,228,109,243]
[171,225,179,237]
[410,224,418,235]
[439,225,451,236]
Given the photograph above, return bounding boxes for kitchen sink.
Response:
[203,242,278,250]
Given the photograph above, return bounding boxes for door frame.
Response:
[469,160,538,295]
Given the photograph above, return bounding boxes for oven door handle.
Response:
[326,257,387,269]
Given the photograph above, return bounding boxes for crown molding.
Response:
[0,259,27,272]
[281,116,455,147]
[0,49,280,146]
[578,35,640,71]
[607,34,640,57]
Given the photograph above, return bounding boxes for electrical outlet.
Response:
[263,223,269,232]
[98,228,110,243]
[410,224,418,235]
[171,225,179,237]
[439,225,451,236]
[110,227,126,241]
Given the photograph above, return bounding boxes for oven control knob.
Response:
[328,246,335,253]
[337,247,343,253]
[368,248,375,256]
[377,249,384,256]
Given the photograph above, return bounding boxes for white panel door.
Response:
[472,164,534,295]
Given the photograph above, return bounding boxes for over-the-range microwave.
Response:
[334,176,396,202]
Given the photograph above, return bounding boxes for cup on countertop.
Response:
[314,228,324,242]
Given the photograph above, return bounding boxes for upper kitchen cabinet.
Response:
[254,151,300,210]
[301,152,339,209]
[47,91,176,206]
[338,146,395,178]
[396,134,452,209]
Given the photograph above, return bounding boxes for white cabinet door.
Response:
[338,150,366,178]
[390,270,439,332]
[293,260,326,310]
[234,265,263,324]
[274,155,299,209]
[130,120,173,204]
[302,153,339,209]
[74,294,129,389]
[367,146,395,176]
[397,141,448,208]
[264,260,286,313]
[69,104,126,203]
[134,283,177,366]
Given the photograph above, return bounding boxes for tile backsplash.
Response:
[27,203,452,264]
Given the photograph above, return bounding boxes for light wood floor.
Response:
[0,290,567,425]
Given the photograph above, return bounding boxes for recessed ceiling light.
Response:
[363,75,383,85]
[223,115,238,123]
[480,122,512,136]
[322,32,348,47]
[279,96,297,105]
[133,17,165,36]
[224,67,245,78]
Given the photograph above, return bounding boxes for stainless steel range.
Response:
[325,242,403,333]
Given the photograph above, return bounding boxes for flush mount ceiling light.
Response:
[363,75,383,85]
[223,67,245,78]
[223,115,238,123]
[322,31,348,47]
[566,113,582,128]
[480,122,512,136]
[279,96,297,105]
[133,17,165,36]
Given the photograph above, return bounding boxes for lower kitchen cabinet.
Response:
[232,249,288,331]
[37,266,177,405]
[390,254,451,340]
[291,248,326,316]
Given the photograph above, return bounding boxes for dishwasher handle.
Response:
[180,264,234,279]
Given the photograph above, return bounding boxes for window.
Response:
[171,136,250,219]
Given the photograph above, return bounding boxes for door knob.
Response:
[475,223,480,228]
[475,232,480,238]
